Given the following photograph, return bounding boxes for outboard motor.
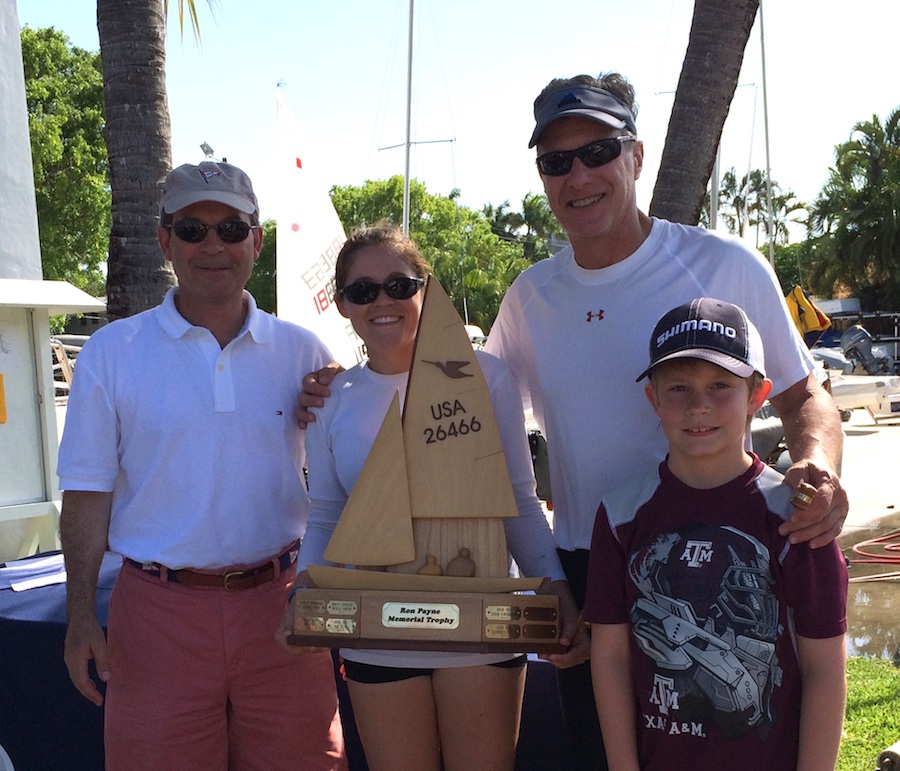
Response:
[840,325,892,374]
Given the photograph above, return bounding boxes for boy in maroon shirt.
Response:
[584,297,847,770]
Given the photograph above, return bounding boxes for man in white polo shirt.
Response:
[57,162,346,770]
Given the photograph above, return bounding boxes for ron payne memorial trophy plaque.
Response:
[289,277,562,654]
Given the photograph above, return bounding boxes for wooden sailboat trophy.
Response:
[289,277,561,653]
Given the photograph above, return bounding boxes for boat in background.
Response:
[826,371,900,421]
[273,86,363,369]
[787,289,900,421]
[811,324,900,421]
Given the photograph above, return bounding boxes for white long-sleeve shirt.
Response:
[300,351,565,668]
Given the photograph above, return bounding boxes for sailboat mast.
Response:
[402,0,414,234]
[759,0,775,266]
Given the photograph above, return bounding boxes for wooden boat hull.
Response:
[307,563,543,592]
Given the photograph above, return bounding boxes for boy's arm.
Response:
[796,634,847,771]
[591,624,640,771]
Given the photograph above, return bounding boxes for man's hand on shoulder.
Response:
[770,373,847,549]
[295,362,344,428]
[778,458,848,549]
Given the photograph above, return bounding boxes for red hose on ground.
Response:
[851,531,900,563]
[847,530,900,582]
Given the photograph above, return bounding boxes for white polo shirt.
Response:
[57,288,331,569]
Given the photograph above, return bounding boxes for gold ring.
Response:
[791,490,815,509]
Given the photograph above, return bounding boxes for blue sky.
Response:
[15,0,900,229]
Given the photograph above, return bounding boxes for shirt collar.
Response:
[157,287,271,344]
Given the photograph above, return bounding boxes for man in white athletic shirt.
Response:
[482,72,847,770]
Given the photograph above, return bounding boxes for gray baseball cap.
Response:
[529,85,637,148]
[159,161,258,217]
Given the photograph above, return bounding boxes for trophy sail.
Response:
[322,393,415,567]
[402,278,519,522]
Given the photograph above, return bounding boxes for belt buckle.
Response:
[223,570,246,591]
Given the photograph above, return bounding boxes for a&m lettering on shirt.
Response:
[649,674,679,715]
[679,540,714,568]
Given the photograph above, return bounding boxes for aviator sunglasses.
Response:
[536,136,635,176]
[339,276,425,305]
[167,218,258,244]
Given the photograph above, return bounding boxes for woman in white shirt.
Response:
[292,223,576,771]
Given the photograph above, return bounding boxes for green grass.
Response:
[839,657,900,770]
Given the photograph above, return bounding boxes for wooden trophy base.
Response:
[289,588,564,654]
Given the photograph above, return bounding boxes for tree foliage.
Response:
[247,219,276,313]
[706,167,806,248]
[331,177,531,332]
[483,193,564,263]
[771,241,814,293]
[807,109,900,310]
[21,26,108,297]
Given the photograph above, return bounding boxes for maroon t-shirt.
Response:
[584,455,847,770]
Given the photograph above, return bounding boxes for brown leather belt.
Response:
[125,542,299,592]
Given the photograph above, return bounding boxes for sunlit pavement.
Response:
[836,409,900,660]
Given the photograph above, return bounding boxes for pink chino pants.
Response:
[104,562,346,771]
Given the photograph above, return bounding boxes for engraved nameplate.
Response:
[485,605,522,621]
[327,600,358,615]
[297,599,327,613]
[523,624,558,639]
[326,618,357,634]
[302,617,326,632]
[381,602,460,629]
[485,623,520,640]
[523,606,558,622]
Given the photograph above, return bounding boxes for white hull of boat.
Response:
[828,373,900,417]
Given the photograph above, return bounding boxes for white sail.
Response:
[274,86,364,367]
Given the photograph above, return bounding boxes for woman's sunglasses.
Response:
[339,276,425,305]
[167,218,258,244]
[535,136,635,176]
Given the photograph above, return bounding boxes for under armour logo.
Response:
[586,310,605,322]
[424,360,473,379]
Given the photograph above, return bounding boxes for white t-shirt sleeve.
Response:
[57,334,120,492]
[485,282,532,414]
[297,401,347,573]
[479,352,565,582]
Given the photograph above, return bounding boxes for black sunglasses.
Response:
[167,218,258,244]
[339,276,425,305]
[535,136,635,176]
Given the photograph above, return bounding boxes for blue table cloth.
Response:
[0,551,120,771]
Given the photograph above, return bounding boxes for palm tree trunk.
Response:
[650,0,760,226]
[98,0,176,320]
